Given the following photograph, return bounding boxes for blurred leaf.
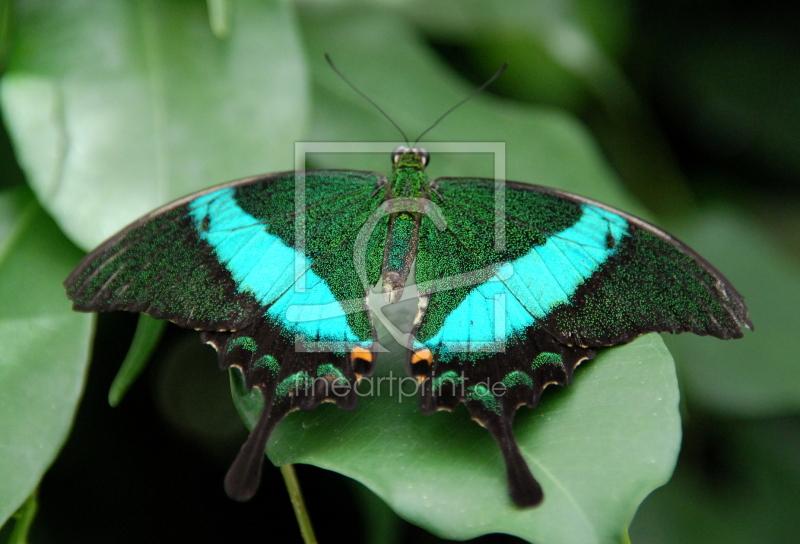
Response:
[206,0,232,39]
[630,417,800,544]
[365,0,694,220]
[234,335,679,542]
[666,206,800,414]
[0,187,93,528]
[646,11,800,182]
[370,0,636,112]
[0,0,308,250]
[302,9,645,216]
[108,314,165,407]
[0,0,11,71]
[155,333,244,459]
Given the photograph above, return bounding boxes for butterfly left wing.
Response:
[411,177,752,507]
[65,170,388,499]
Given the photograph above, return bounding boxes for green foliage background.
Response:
[0,0,798,543]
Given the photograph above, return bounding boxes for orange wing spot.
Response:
[411,348,433,366]
[350,346,373,364]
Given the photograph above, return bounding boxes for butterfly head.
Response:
[392,146,429,170]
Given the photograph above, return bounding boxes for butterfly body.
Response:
[65,147,751,508]
[380,151,429,302]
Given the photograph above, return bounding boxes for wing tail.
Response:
[483,414,543,507]
[418,338,595,507]
[204,321,363,500]
[224,403,282,501]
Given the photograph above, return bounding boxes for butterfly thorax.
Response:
[386,151,429,198]
[381,149,431,303]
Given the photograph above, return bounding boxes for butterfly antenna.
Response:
[325,54,410,145]
[413,63,508,145]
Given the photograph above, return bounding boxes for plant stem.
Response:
[281,464,318,544]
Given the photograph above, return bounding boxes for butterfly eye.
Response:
[412,147,430,167]
[392,146,410,165]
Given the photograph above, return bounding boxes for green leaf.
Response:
[301,9,646,216]
[6,491,37,544]
[234,335,680,542]
[108,314,166,407]
[0,0,11,71]
[630,418,800,544]
[665,206,800,414]
[0,0,308,250]
[206,0,232,39]
[403,0,634,111]
[0,187,93,528]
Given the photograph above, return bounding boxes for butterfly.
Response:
[64,145,752,508]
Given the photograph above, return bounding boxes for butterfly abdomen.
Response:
[381,214,419,303]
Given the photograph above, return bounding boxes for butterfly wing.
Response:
[65,170,388,499]
[413,177,751,506]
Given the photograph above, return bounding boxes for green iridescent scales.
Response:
[66,171,386,337]
[66,206,262,327]
[415,178,582,343]
[548,230,741,341]
[234,171,387,341]
[64,147,751,509]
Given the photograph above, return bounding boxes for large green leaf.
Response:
[233,335,680,542]
[0,187,93,528]
[0,0,308,250]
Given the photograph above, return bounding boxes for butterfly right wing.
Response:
[410,176,751,506]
